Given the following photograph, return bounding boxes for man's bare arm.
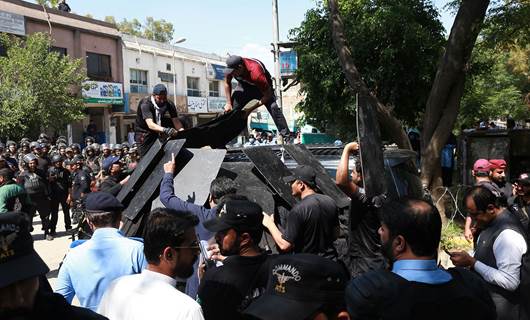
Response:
[336,142,359,197]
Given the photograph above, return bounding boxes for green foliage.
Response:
[458,43,530,127]
[289,0,445,139]
[0,33,86,139]
[106,16,174,43]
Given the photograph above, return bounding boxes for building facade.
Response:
[0,0,124,144]
[121,34,227,138]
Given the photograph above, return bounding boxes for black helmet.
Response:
[73,155,85,163]
[29,141,41,149]
[113,144,122,150]
[51,155,63,163]
[20,137,30,144]
[6,141,16,148]
[121,142,130,148]
[38,133,50,141]
[57,142,67,149]
[56,138,67,145]
[85,136,95,143]
[70,143,81,150]
[23,153,38,164]
[21,141,30,148]
[91,143,100,151]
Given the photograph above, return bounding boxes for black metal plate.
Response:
[242,147,297,207]
[151,148,227,210]
[122,140,187,221]
[117,139,185,205]
[218,163,275,214]
[283,144,350,208]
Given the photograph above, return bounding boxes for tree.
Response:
[458,44,530,128]
[105,16,174,43]
[143,17,174,43]
[0,33,86,139]
[289,0,445,142]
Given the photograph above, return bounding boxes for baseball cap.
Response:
[516,173,530,186]
[489,159,507,170]
[224,55,243,75]
[85,192,124,213]
[0,212,49,288]
[203,199,263,233]
[243,254,349,320]
[283,165,317,188]
[152,83,167,95]
[473,159,490,175]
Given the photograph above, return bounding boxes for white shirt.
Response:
[474,229,527,291]
[98,269,204,320]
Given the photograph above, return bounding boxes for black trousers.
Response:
[49,193,71,232]
[28,193,52,235]
[232,82,291,136]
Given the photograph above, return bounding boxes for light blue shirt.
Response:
[392,259,452,284]
[55,228,147,311]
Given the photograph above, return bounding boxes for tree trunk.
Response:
[327,0,411,151]
[420,0,490,190]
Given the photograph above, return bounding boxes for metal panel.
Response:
[283,144,350,208]
[242,147,297,207]
[151,148,227,210]
[122,140,187,222]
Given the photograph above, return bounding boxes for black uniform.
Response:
[198,254,271,319]
[48,166,71,233]
[134,97,179,156]
[18,169,52,235]
[282,193,339,260]
[37,155,50,172]
[71,169,91,202]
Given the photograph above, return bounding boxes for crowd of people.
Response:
[0,134,140,240]
[1,136,528,319]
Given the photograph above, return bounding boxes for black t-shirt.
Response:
[37,156,50,172]
[135,97,178,135]
[198,254,272,320]
[282,193,339,259]
[348,190,386,277]
[493,180,513,199]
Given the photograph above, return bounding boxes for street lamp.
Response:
[171,37,186,106]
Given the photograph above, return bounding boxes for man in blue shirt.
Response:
[160,154,238,298]
[345,199,495,320]
[55,192,146,311]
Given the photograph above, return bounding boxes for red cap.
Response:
[473,159,490,173]
[489,159,506,170]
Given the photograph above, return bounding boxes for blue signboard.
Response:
[211,64,226,80]
[280,51,297,76]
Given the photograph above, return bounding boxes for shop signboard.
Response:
[82,81,124,105]
[280,50,297,77]
[207,97,226,112]
[187,96,208,113]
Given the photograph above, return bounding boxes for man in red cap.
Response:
[464,159,503,243]
[489,159,513,200]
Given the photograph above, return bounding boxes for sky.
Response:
[48,0,456,71]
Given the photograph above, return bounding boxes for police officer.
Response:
[85,145,100,175]
[48,155,72,235]
[18,140,31,170]
[18,153,53,240]
[37,142,51,172]
[134,84,183,156]
[70,143,82,156]
[68,155,92,208]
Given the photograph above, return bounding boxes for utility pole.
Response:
[272,0,282,109]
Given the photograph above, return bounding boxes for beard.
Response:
[174,254,198,279]
[381,238,396,269]
[218,235,241,256]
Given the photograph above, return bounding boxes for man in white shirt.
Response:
[451,185,527,320]
[98,208,204,320]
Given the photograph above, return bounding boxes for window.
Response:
[209,81,220,97]
[187,77,200,97]
[130,69,148,93]
[86,52,111,81]
[50,46,67,57]
[166,63,171,71]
